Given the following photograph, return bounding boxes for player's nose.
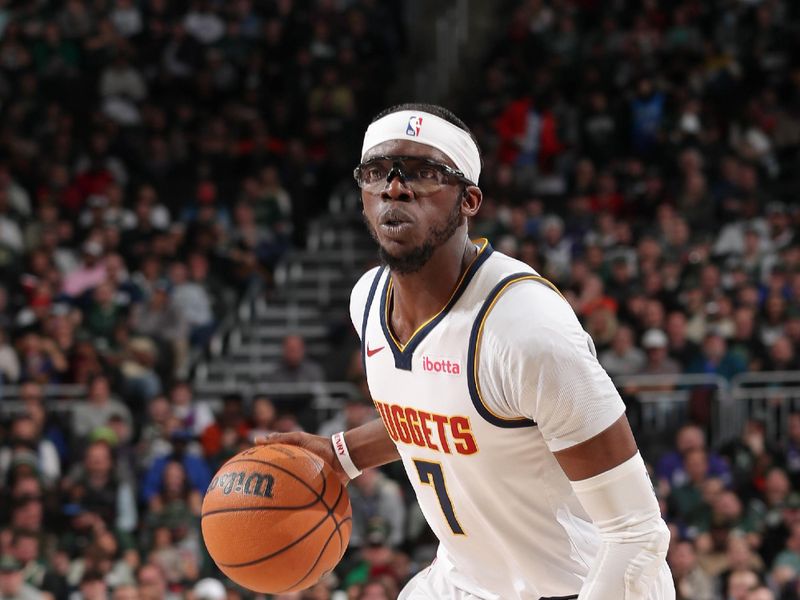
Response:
[381,174,413,202]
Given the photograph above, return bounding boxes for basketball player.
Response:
[257,104,675,599]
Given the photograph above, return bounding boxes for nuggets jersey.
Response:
[349,240,627,600]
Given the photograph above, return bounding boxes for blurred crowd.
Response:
[466,0,800,385]
[0,0,408,598]
[0,0,798,599]
[458,1,800,599]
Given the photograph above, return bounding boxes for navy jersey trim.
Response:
[540,596,578,600]
[360,267,385,375]
[467,273,565,428]
[379,240,493,371]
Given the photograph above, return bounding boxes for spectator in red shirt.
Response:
[199,393,250,467]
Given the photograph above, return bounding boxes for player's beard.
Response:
[366,196,463,275]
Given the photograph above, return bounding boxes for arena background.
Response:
[0,1,798,599]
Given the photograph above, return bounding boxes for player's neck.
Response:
[388,235,477,345]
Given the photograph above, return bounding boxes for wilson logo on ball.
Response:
[208,471,275,498]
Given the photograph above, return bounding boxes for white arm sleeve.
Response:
[349,266,382,341]
[479,280,625,451]
[572,453,675,600]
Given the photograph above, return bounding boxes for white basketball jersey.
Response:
[350,240,627,600]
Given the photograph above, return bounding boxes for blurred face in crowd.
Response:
[727,535,752,570]
[789,413,800,443]
[109,415,130,444]
[261,165,280,188]
[162,461,187,496]
[0,567,23,597]
[170,383,192,407]
[683,288,704,315]
[734,308,755,339]
[221,397,243,424]
[12,476,41,502]
[765,469,790,505]
[667,540,696,577]
[684,449,709,485]
[140,256,161,281]
[85,442,113,479]
[543,219,564,245]
[765,295,786,322]
[251,397,276,428]
[728,570,758,600]
[80,576,107,600]
[352,468,378,495]
[105,254,126,282]
[642,300,665,329]
[714,491,743,522]
[703,334,727,362]
[742,419,766,454]
[746,587,774,600]
[574,159,594,188]
[358,581,391,600]
[677,425,705,454]
[94,281,116,306]
[770,337,794,365]
[665,311,687,343]
[302,579,334,600]
[737,285,760,310]
[89,376,111,404]
[643,271,662,297]
[13,534,38,564]
[282,335,305,368]
[149,395,170,424]
[699,264,720,295]
[645,344,668,366]
[234,201,255,227]
[787,317,800,344]
[768,209,790,236]
[11,498,42,532]
[744,229,761,255]
[344,399,374,429]
[169,262,188,284]
[188,253,208,281]
[611,326,634,354]
[112,585,140,600]
[137,565,167,600]
[787,522,800,552]
[10,417,38,448]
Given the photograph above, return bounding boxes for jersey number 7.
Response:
[413,459,465,535]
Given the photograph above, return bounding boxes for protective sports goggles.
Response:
[353,155,474,195]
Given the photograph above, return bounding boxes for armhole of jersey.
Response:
[360,267,385,375]
[467,272,566,429]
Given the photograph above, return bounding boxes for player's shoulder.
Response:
[480,250,569,318]
[478,247,537,283]
[478,251,580,347]
[351,265,384,301]
[349,265,384,335]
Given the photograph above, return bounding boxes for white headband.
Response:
[360,110,481,184]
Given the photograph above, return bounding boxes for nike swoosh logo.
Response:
[366,345,385,357]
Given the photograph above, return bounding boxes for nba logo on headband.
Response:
[406,116,422,137]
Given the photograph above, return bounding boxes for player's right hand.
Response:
[252,432,350,486]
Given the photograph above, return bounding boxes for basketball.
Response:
[201,444,352,594]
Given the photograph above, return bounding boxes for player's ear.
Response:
[461,185,482,218]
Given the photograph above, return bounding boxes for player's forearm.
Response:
[571,453,673,599]
[343,418,400,471]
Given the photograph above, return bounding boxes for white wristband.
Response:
[331,431,362,479]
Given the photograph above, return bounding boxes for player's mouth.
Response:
[379,209,414,237]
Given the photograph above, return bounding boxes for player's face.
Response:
[359,139,481,274]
